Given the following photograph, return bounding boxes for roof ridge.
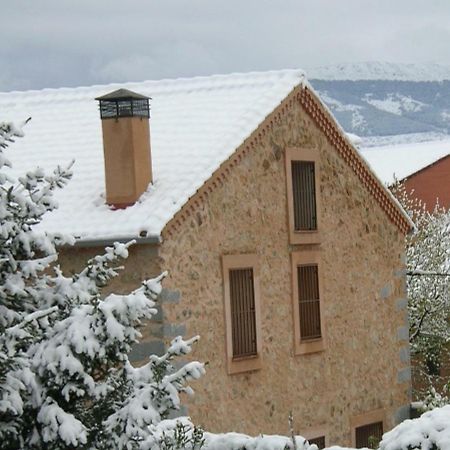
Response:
[0,68,306,97]
[1,67,305,240]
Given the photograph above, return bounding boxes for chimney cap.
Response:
[96,88,151,119]
[95,88,150,101]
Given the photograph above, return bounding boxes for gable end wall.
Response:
[159,96,410,445]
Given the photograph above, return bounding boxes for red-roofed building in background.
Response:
[403,154,450,212]
[360,139,450,212]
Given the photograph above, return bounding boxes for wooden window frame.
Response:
[285,148,321,245]
[351,409,386,448]
[291,250,325,355]
[222,254,262,375]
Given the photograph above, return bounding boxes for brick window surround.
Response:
[222,254,262,375]
[291,250,325,355]
[285,147,321,245]
[351,409,386,449]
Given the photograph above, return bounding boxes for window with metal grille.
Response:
[229,268,257,359]
[298,264,321,340]
[308,436,326,449]
[291,161,317,231]
[355,422,383,449]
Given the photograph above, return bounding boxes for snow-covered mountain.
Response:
[306,61,450,82]
[307,62,450,144]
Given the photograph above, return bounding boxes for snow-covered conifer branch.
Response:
[0,120,205,448]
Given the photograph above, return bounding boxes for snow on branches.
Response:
[0,121,205,449]
[391,181,450,405]
[379,404,450,450]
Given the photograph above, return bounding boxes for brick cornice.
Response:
[161,84,412,240]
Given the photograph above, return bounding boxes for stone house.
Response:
[2,70,413,447]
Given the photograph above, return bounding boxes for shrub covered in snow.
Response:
[0,121,205,449]
[203,431,316,450]
[379,405,450,450]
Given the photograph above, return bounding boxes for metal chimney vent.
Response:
[96,88,150,119]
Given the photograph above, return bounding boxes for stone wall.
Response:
[158,98,410,446]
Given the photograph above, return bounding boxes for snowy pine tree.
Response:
[0,121,205,449]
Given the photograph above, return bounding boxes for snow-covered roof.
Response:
[360,139,450,185]
[1,70,306,241]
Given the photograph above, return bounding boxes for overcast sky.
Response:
[2,0,450,91]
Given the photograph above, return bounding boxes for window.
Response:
[286,148,321,244]
[355,422,383,449]
[291,251,325,355]
[229,268,257,358]
[302,427,327,449]
[222,254,262,374]
[298,264,321,340]
[351,409,385,449]
[308,436,326,449]
[292,161,317,231]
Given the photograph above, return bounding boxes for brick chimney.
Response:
[96,89,152,208]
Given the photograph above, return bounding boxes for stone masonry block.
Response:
[399,346,411,364]
[173,359,187,370]
[380,284,392,300]
[401,252,407,265]
[129,340,165,362]
[406,386,412,401]
[163,323,187,338]
[168,405,188,419]
[394,268,407,278]
[395,404,411,424]
[152,305,164,322]
[400,277,407,296]
[395,298,408,311]
[145,323,164,338]
[397,367,412,384]
[401,309,409,326]
[159,288,181,304]
[397,326,409,342]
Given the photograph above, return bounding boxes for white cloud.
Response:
[92,42,221,83]
[2,0,450,90]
